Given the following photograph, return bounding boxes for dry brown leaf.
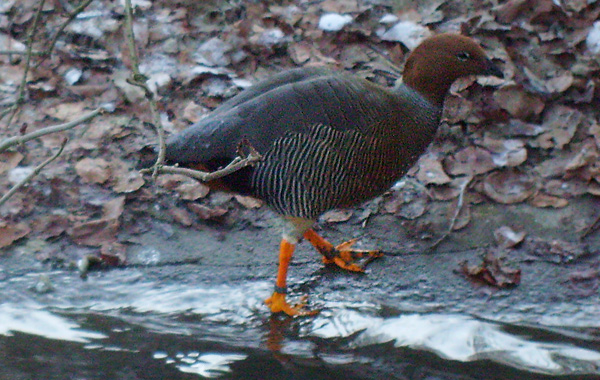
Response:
[168,207,194,227]
[587,181,600,196]
[69,197,125,247]
[534,106,583,150]
[482,169,534,204]
[460,252,521,288]
[0,222,31,250]
[494,226,526,248]
[451,202,471,231]
[416,153,452,185]
[321,209,352,223]
[44,102,87,121]
[176,182,210,201]
[103,197,126,220]
[501,119,546,137]
[444,146,496,176]
[493,85,544,120]
[529,192,569,208]
[182,101,207,124]
[524,237,587,264]
[398,198,427,220]
[75,158,111,184]
[565,139,598,171]
[234,194,263,209]
[187,203,228,220]
[0,151,24,175]
[70,218,118,246]
[31,214,70,240]
[288,42,312,65]
[479,135,527,168]
[112,166,145,193]
[544,179,589,197]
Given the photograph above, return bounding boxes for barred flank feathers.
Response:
[251,123,405,219]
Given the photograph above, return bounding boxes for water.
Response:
[0,267,598,380]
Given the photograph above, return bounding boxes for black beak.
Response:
[483,59,504,78]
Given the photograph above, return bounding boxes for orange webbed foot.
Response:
[322,239,383,272]
[265,292,319,317]
[304,230,383,272]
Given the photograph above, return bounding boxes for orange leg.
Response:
[303,229,383,272]
[265,238,318,316]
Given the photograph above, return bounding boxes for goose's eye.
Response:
[456,51,471,61]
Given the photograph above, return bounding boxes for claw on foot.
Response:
[304,230,383,272]
[265,292,319,317]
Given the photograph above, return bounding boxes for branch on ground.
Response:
[0,138,68,208]
[0,105,111,154]
[123,0,165,179]
[140,140,263,183]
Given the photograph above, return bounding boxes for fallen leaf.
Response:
[44,102,87,121]
[460,251,521,288]
[444,146,496,176]
[75,158,111,184]
[0,222,31,250]
[0,151,24,175]
[493,85,544,120]
[544,179,589,197]
[565,139,598,171]
[69,197,125,246]
[234,194,263,209]
[524,237,587,264]
[494,226,526,248]
[187,203,228,220]
[451,202,471,231]
[534,106,583,149]
[529,193,569,208]
[31,214,70,240]
[168,207,194,227]
[176,182,210,200]
[479,135,527,168]
[182,101,207,123]
[398,198,427,220]
[321,209,352,223]
[113,167,145,193]
[482,169,535,204]
[416,153,452,185]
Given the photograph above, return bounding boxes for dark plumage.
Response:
[164,33,503,316]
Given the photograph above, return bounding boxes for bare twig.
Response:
[123,0,165,178]
[0,138,68,208]
[35,0,94,68]
[4,0,46,125]
[428,176,473,250]
[0,50,44,55]
[581,216,600,240]
[140,150,263,183]
[0,105,108,154]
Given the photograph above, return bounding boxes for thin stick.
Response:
[0,138,68,207]
[4,0,46,125]
[35,0,94,68]
[428,175,473,250]
[0,50,43,55]
[123,0,165,178]
[580,216,600,240]
[0,106,108,154]
[140,151,262,182]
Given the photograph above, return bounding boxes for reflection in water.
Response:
[0,303,106,343]
[1,270,599,378]
[152,351,248,378]
[311,310,600,375]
